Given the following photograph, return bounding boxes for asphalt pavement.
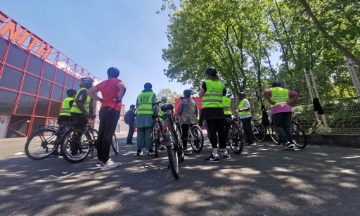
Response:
[1,133,360,216]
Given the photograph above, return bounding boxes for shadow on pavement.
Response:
[0,136,360,215]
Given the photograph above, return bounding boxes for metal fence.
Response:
[231,57,360,135]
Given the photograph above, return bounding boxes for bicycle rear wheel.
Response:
[61,129,92,163]
[190,126,204,153]
[25,128,59,160]
[253,123,266,142]
[167,146,180,179]
[292,122,307,149]
[229,124,243,154]
[111,134,119,155]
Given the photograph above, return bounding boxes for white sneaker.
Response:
[100,159,119,170]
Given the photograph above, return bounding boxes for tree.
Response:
[157,88,183,102]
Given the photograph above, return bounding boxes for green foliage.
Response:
[157,88,183,103]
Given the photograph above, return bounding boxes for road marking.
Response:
[14,152,24,155]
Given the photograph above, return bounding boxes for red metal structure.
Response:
[0,11,100,138]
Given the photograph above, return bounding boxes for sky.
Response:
[1,0,280,111]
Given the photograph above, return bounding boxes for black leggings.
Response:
[207,119,226,149]
[97,107,120,163]
[181,124,193,149]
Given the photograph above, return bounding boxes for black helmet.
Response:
[237,92,246,97]
[81,77,94,88]
[130,104,135,109]
[204,67,217,76]
[271,81,282,87]
[107,67,120,78]
[144,83,152,89]
[183,89,191,98]
[66,89,76,97]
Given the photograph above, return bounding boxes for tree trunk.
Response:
[298,0,360,66]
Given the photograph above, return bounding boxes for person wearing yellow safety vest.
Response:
[58,89,77,124]
[134,83,157,156]
[265,81,299,150]
[70,77,94,127]
[222,96,232,116]
[199,67,230,162]
[52,89,76,155]
[237,92,255,146]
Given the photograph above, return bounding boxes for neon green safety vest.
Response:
[222,96,232,115]
[59,97,74,116]
[159,111,165,121]
[137,92,154,114]
[202,80,225,108]
[270,87,289,109]
[70,88,91,114]
[238,99,251,116]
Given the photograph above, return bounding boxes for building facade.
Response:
[0,11,100,138]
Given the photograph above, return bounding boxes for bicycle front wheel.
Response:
[229,124,244,154]
[269,124,280,145]
[61,129,92,163]
[253,123,266,142]
[25,128,59,160]
[167,146,180,179]
[111,134,119,155]
[190,126,204,153]
[292,122,307,149]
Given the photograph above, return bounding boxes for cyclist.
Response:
[58,89,77,124]
[70,77,94,128]
[264,81,299,150]
[87,67,126,169]
[134,83,157,156]
[237,92,256,146]
[52,89,76,155]
[199,67,230,162]
[177,89,198,155]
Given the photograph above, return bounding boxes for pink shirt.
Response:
[96,78,122,111]
[265,89,297,115]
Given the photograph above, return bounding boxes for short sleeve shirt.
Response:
[96,78,123,111]
[265,89,297,115]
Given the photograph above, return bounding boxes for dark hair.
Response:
[272,81,282,87]
[130,105,135,109]
[66,89,77,97]
[205,67,219,81]
[107,67,120,78]
[183,89,191,98]
[144,83,152,89]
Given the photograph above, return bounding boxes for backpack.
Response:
[124,111,132,124]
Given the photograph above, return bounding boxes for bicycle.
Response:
[252,119,266,142]
[61,115,119,163]
[269,116,307,149]
[25,122,70,160]
[225,115,244,154]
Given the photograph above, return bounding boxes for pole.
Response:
[345,56,360,98]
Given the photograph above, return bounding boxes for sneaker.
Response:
[217,148,224,153]
[283,142,294,150]
[96,160,105,167]
[205,154,219,163]
[100,159,119,170]
[159,145,166,150]
[223,152,231,159]
[148,150,154,156]
[136,149,142,156]
[184,150,192,155]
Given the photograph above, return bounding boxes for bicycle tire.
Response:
[61,129,92,163]
[292,121,307,149]
[153,127,161,158]
[269,124,280,145]
[190,125,204,153]
[112,133,119,155]
[253,123,266,142]
[229,124,244,154]
[167,146,180,179]
[25,128,59,160]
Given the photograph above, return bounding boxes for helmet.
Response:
[271,81,282,87]
[204,67,217,76]
[183,89,191,98]
[81,77,94,88]
[237,92,246,97]
[66,89,76,97]
[144,83,152,89]
[107,67,120,78]
[130,104,135,109]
